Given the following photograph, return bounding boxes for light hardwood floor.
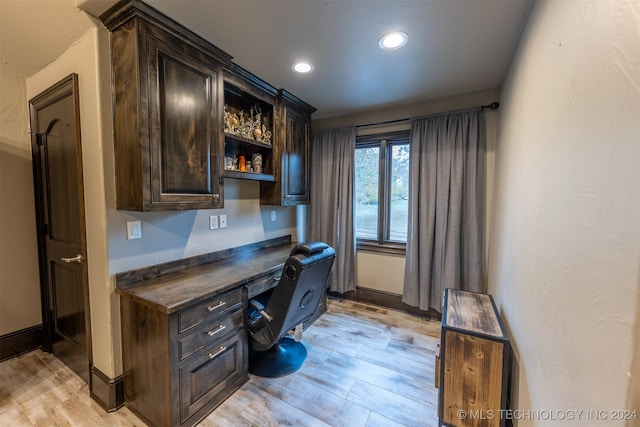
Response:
[0,298,441,426]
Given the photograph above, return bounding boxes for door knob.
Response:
[61,254,83,264]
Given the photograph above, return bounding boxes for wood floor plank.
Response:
[201,383,259,426]
[386,336,438,363]
[325,353,438,405]
[311,314,391,350]
[329,301,439,338]
[295,357,358,399]
[338,339,432,383]
[241,394,330,427]
[365,412,408,427]
[347,380,438,427]
[297,326,365,358]
[253,375,371,427]
[0,405,33,426]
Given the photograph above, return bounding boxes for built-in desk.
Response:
[115,236,296,427]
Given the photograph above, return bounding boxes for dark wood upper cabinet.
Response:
[261,90,316,206]
[101,1,231,211]
[101,0,315,210]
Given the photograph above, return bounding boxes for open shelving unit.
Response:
[223,82,275,181]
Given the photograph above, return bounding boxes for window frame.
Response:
[355,130,410,256]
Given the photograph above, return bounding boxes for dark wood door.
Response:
[147,33,223,208]
[30,74,91,383]
[282,105,310,205]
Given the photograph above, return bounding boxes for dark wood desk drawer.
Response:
[179,330,247,423]
[178,288,243,334]
[247,272,281,299]
[178,308,243,361]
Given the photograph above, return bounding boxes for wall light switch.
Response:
[219,214,227,228]
[126,221,142,240]
[209,215,218,230]
[271,211,276,222]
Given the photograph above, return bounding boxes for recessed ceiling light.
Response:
[379,32,408,50]
[292,62,314,73]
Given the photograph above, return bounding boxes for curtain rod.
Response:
[356,101,500,130]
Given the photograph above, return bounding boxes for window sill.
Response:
[356,240,406,256]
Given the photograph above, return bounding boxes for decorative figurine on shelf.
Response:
[251,105,262,141]
[252,153,263,174]
[223,103,272,144]
[239,108,255,139]
[224,105,241,135]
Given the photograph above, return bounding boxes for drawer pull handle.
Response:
[207,301,226,312]
[208,346,227,360]
[206,324,227,337]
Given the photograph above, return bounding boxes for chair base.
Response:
[249,337,307,378]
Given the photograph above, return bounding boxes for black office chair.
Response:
[247,242,336,378]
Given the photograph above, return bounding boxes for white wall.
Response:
[314,88,500,296]
[0,57,41,335]
[356,252,406,294]
[487,0,640,424]
[108,181,298,274]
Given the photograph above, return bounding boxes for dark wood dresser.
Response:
[116,237,295,426]
[437,288,510,427]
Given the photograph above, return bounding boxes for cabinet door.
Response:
[281,105,310,205]
[147,36,223,209]
[179,330,247,424]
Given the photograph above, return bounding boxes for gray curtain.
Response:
[402,108,485,311]
[309,127,356,294]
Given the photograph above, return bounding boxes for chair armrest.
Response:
[249,299,273,322]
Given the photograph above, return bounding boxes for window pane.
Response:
[355,146,379,240]
[389,143,409,242]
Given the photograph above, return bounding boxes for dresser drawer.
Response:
[178,288,243,334]
[179,330,247,423]
[178,308,243,361]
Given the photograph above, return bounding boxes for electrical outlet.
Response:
[126,221,142,240]
[219,214,227,228]
[209,215,218,230]
[271,211,276,222]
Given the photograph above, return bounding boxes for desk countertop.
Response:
[116,241,295,314]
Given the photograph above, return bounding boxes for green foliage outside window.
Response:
[355,135,409,244]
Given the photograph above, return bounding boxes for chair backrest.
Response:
[251,242,335,350]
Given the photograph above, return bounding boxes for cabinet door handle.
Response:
[206,324,227,337]
[213,194,220,203]
[208,346,227,360]
[207,301,226,312]
[61,254,83,264]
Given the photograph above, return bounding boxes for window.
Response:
[355,131,410,254]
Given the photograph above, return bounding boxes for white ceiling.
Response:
[0,0,95,77]
[1,0,532,119]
